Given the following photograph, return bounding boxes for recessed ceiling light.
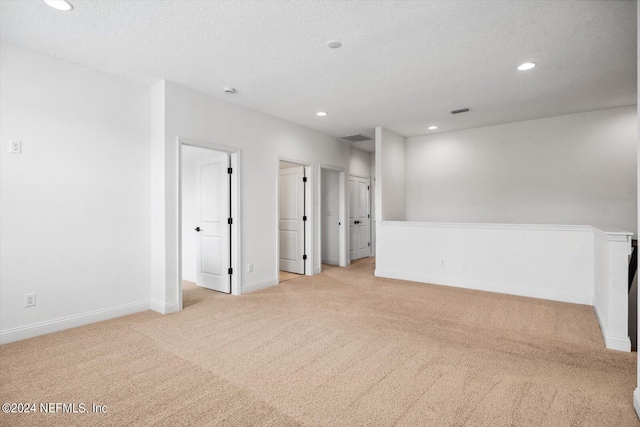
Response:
[327,40,342,49]
[316,111,328,117]
[517,62,536,71]
[44,0,74,11]
[428,126,438,130]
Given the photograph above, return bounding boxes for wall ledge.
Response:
[0,300,151,345]
[592,225,634,244]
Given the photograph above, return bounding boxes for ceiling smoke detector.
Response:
[223,87,236,94]
[450,107,470,115]
[341,134,371,143]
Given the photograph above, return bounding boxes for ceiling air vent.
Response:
[341,134,371,143]
[450,107,470,114]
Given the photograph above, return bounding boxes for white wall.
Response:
[406,107,638,235]
[376,222,595,305]
[150,80,167,308]
[376,127,406,221]
[593,227,632,351]
[181,145,222,283]
[0,44,151,343]
[151,80,350,306]
[321,169,340,265]
[349,148,371,177]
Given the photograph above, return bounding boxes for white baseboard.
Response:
[603,335,632,352]
[150,300,180,315]
[374,269,593,306]
[634,389,640,421]
[593,305,632,352]
[322,259,340,266]
[243,277,278,294]
[0,300,150,345]
[313,267,322,275]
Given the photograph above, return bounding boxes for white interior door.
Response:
[349,175,370,260]
[279,166,305,274]
[196,153,230,293]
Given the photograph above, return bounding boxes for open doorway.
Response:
[318,165,349,272]
[181,145,232,306]
[278,160,312,283]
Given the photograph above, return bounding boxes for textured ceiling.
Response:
[0,1,636,152]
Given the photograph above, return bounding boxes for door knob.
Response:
[194,227,201,232]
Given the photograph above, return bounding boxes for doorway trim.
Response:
[177,137,242,309]
[277,157,314,281]
[319,165,349,270]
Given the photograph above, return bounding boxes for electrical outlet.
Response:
[25,293,36,307]
[440,259,446,267]
[10,140,22,154]
[248,263,254,272]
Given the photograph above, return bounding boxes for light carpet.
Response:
[279,271,301,283]
[1,258,638,426]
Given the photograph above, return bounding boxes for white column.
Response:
[635,3,640,416]
[593,227,633,352]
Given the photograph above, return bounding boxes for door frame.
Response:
[277,157,313,280]
[177,137,242,309]
[319,165,349,269]
[349,173,372,259]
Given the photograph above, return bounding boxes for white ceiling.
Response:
[1,1,636,153]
